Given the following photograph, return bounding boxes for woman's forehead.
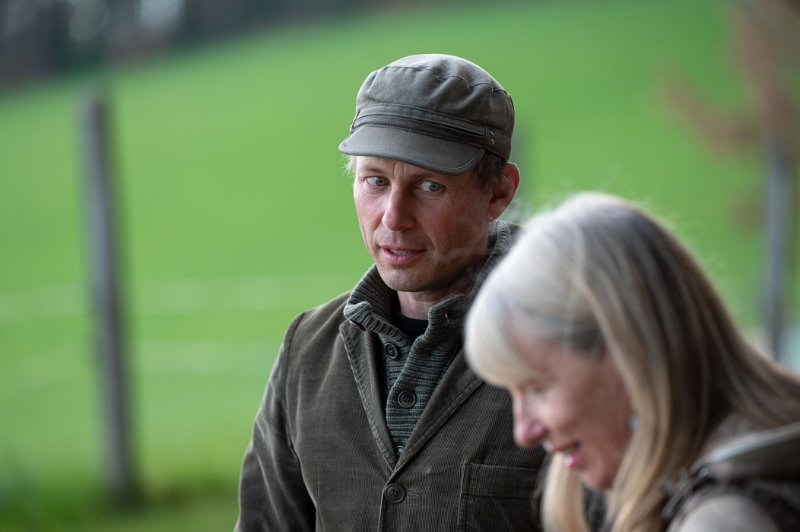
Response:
[476,334,555,388]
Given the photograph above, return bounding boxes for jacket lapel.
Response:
[341,320,397,470]
[397,351,483,467]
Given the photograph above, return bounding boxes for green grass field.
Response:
[1,0,795,529]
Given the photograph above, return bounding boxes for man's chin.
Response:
[381,277,423,294]
[375,267,424,292]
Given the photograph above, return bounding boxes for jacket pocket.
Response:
[457,462,540,531]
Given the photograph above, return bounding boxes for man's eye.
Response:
[420,180,443,192]
[366,176,387,186]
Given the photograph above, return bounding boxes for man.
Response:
[236,53,546,531]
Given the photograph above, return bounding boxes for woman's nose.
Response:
[514,417,546,448]
[512,400,546,448]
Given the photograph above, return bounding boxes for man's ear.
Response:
[487,162,520,221]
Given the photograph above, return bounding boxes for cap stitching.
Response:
[353,111,510,148]
[350,103,512,159]
[352,122,486,147]
[357,103,493,129]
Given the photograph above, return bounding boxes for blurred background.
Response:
[1,0,798,529]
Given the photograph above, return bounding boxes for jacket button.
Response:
[384,483,406,504]
[384,343,400,359]
[397,390,416,408]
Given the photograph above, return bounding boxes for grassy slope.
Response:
[1,0,782,528]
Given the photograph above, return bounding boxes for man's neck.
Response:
[396,292,434,320]
[396,280,474,319]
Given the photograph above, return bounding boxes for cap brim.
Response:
[339,126,484,176]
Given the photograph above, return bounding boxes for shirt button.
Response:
[397,390,416,408]
[396,446,405,456]
[384,343,400,359]
[384,483,406,504]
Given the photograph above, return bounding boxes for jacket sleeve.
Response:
[235,315,315,531]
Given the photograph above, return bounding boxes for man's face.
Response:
[353,156,495,314]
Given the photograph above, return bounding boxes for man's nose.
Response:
[382,189,415,230]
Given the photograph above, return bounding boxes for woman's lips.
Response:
[550,442,583,470]
[563,444,583,469]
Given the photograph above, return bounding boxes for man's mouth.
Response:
[386,248,416,256]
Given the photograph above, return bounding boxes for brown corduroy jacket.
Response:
[235,222,547,531]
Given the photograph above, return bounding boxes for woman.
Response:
[465,192,800,531]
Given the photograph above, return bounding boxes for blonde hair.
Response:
[466,192,800,531]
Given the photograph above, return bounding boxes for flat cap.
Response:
[339,54,514,175]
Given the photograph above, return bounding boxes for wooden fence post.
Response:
[81,87,138,503]
[763,140,794,362]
